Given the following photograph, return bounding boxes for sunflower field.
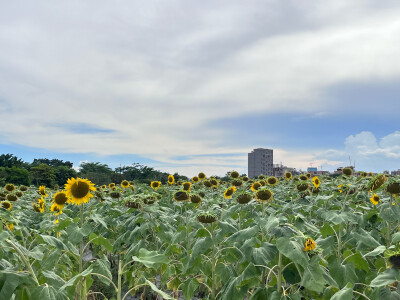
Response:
[1,170,400,300]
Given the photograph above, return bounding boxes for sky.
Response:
[0,0,400,176]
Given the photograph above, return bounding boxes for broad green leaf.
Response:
[218,221,238,234]
[370,268,400,287]
[30,285,69,300]
[226,226,259,243]
[181,277,199,300]
[145,279,173,299]
[60,267,93,290]
[330,283,353,300]
[39,235,68,251]
[392,232,400,244]
[40,271,66,289]
[344,250,369,272]
[91,258,112,286]
[365,245,386,257]
[301,256,326,293]
[88,233,113,252]
[276,237,308,268]
[132,248,169,269]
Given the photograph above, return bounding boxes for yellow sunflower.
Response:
[303,238,316,251]
[1,201,12,210]
[251,182,262,191]
[224,187,237,199]
[52,191,68,211]
[182,182,192,191]
[38,185,48,197]
[284,172,293,180]
[150,181,161,189]
[65,177,96,206]
[267,176,278,186]
[51,202,63,215]
[109,183,116,189]
[192,176,199,183]
[370,193,380,206]
[198,172,206,180]
[312,176,320,188]
[121,180,130,188]
[168,175,175,185]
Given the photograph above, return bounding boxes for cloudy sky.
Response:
[1,0,400,176]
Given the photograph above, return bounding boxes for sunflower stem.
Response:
[277,252,282,293]
[79,204,87,300]
[238,205,242,230]
[117,260,122,300]
[211,222,216,300]
[387,221,391,248]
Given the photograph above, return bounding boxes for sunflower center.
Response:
[71,181,90,198]
[55,193,68,205]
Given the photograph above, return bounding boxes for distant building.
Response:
[248,148,273,178]
[391,170,400,175]
[273,164,298,178]
[307,167,318,172]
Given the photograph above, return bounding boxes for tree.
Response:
[30,164,56,187]
[31,158,73,168]
[53,166,77,186]
[0,167,30,186]
[0,154,27,168]
[79,162,113,185]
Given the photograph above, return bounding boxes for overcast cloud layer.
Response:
[1,0,400,176]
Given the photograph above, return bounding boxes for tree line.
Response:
[0,154,188,187]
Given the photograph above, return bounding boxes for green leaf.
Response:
[60,267,93,290]
[38,235,68,251]
[365,245,386,257]
[370,268,400,287]
[218,221,237,234]
[90,213,108,229]
[251,243,277,265]
[226,226,259,243]
[330,283,353,300]
[276,237,308,268]
[344,250,369,272]
[320,223,335,237]
[301,256,326,293]
[265,216,279,233]
[88,233,113,252]
[28,245,45,261]
[145,279,173,299]
[132,248,169,269]
[30,285,69,300]
[91,258,112,286]
[181,277,199,300]
[393,232,400,244]
[40,271,66,289]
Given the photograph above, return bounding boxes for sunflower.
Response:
[197,212,217,224]
[198,172,206,180]
[284,172,292,180]
[255,188,273,202]
[230,171,240,179]
[109,183,116,189]
[370,193,380,205]
[299,174,308,181]
[306,173,311,178]
[1,201,12,210]
[312,176,320,188]
[367,174,387,192]
[174,191,190,201]
[303,238,316,251]
[224,187,237,199]
[6,223,14,231]
[150,181,161,189]
[231,179,243,187]
[203,180,212,187]
[65,177,96,206]
[6,194,18,202]
[242,176,250,182]
[33,196,45,213]
[190,194,202,205]
[52,191,68,211]
[251,182,262,191]
[38,185,48,197]
[387,183,400,195]
[267,176,278,186]
[168,175,175,185]
[182,182,192,191]
[101,185,106,189]
[236,193,253,204]
[210,179,218,187]
[19,185,28,191]
[4,184,15,192]
[342,167,353,176]
[50,202,63,215]
[192,176,199,183]
[121,180,130,188]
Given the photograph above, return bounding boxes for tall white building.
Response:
[248,148,273,178]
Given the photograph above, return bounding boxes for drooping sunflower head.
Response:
[359,171,367,177]
[198,172,206,180]
[255,188,273,202]
[242,176,249,182]
[259,180,267,186]
[150,181,161,189]
[4,184,15,192]
[19,185,28,191]
[168,175,175,185]
[251,182,262,191]
[231,179,243,187]
[368,172,374,177]
[258,175,266,180]
[197,212,217,224]
[303,238,316,251]
[236,192,253,204]
[15,191,24,198]
[174,190,190,201]
[370,193,380,205]
[203,180,212,187]
[299,174,308,181]
[199,191,206,198]
[342,167,353,176]
[267,176,278,186]
[192,176,199,183]
[230,171,240,179]
[109,183,116,189]
[296,183,309,192]
[101,185,106,189]
[121,180,130,188]
[1,201,12,210]
[190,194,202,204]
[223,187,237,199]
[306,172,311,178]
[210,179,218,187]
[284,172,293,180]
[65,177,96,206]
[110,191,122,199]
[6,193,18,202]
[182,182,192,191]
[312,176,321,188]
[387,182,400,195]
[367,174,387,192]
